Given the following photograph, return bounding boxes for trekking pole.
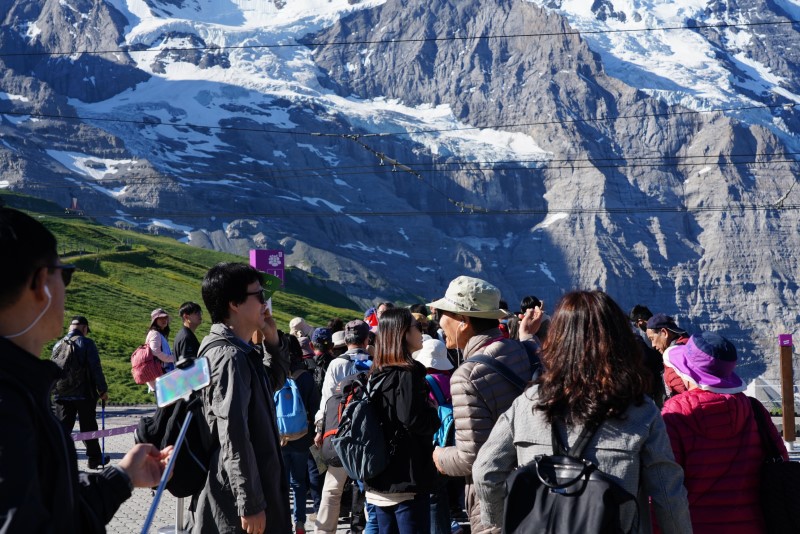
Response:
[141,408,194,534]
[101,399,106,467]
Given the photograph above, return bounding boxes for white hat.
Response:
[332,330,346,349]
[412,338,453,371]
[289,317,314,338]
[427,275,508,319]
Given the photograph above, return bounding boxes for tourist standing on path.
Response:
[365,308,440,533]
[145,308,175,390]
[0,207,171,533]
[191,262,291,534]
[173,301,202,361]
[52,315,110,469]
[473,290,692,533]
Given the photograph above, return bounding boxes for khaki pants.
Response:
[314,465,348,534]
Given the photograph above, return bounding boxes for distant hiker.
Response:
[173,301,203,361]
[52,315,110,469]
[0,207,171,532]
[662,331,787,533]
[629,304,653,347]
[473,290,692,533]
[646,313,690,397]
[192,262,291,534]
[429,276,541,534]
[145,307,175,390]
[628,305,665,407]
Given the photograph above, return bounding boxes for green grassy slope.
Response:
[1,191,362,403]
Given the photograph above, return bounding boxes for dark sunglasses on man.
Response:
[46,263,76,287]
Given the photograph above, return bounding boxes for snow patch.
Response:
[531,212,568,232]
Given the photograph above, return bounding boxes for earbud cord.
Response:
[5,290,52,339]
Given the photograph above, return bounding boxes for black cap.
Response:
[70,315,90,333]
[646,313,684,334]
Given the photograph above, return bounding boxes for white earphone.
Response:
[44,285,51,298]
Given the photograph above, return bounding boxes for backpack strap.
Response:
[551,417,600,459]
[468,354,525,392]
[425,375,446,406]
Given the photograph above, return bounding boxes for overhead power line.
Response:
[0,19,796,58]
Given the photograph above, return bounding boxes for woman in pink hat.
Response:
[145,308,176,390]
[662,331,788,533]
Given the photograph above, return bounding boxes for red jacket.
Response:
[662,389,788,533]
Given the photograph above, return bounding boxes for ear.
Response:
[31,267,50,300]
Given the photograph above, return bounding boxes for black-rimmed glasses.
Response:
[48,264,76,287]
[246,288,268,304]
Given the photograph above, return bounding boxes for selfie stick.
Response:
[140,400,197,534]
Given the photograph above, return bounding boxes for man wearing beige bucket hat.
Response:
[428,276,542,534]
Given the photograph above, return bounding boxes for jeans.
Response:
[430,478,451,534]
[283,449,310,525]
[374,493,430,534]
[364,503,379,534]
[53,398,102,459]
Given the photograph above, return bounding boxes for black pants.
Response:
[54,398,102,459]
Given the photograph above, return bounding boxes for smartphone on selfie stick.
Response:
[140,357,211,534]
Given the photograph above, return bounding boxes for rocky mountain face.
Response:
[0,0,798,379]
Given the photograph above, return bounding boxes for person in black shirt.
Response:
[173,301,202,361]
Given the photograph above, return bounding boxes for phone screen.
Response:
[154,357,211,407]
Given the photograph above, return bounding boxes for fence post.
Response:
[779,334,795,442]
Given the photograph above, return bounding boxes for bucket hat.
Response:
[412,338,453,371]
[427,276,508,319]
[663,331,745,393]
[150,308,169,326]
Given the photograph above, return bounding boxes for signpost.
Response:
[249,249,285,284]
[779,334,795,442]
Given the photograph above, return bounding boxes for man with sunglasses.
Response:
[193,262,291,534]
[0,207,171,533]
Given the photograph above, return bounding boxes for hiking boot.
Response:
[88,455,110,469]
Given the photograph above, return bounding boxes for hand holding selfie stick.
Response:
[141,357,210,534]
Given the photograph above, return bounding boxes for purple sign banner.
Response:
[779,334,793,347]
[250,249,285,284]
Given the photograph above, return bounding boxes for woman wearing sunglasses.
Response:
[364,308,441,533]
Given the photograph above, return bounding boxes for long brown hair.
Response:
[372,308,416,373]
[536,290,647,426]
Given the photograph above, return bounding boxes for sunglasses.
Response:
[246,288,269,304]
[47,264,76,287]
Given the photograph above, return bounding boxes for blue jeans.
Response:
[307,453,323,510]
[430,478,451,534]
[374,493,430,534]
[365,503,379,534]
[282,449,309,525]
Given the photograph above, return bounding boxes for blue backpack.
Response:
[425,375,455,447]
[274,370,309,442]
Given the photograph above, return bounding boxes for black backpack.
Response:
[503,420,638,534]
[320,371,370,467]
[134,339,227,498]
[51,335,86,396]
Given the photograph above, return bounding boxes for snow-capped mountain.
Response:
[1,0,798,378]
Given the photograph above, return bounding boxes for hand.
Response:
[432,446,446,474]
[241,510,266,534]
[519,306,543,341]
[99,392,109,402]
[314,431,323,449]
[117,444,173,488]
[260,309,279,348]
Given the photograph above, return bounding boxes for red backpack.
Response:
[131,344,163,384]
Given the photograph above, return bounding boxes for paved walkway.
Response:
[71,404,352,534]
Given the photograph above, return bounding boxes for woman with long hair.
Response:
[145,308,175,390]
[365,308,441,534]
[473,290,691,533]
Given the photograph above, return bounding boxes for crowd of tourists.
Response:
[0,206,791,534]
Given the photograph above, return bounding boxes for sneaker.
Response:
[87,455,110,470]
[295,525,306,534]
[450,520,464,534]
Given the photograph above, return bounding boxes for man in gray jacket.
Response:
[429,276,540,534]
[193,262,291,534]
